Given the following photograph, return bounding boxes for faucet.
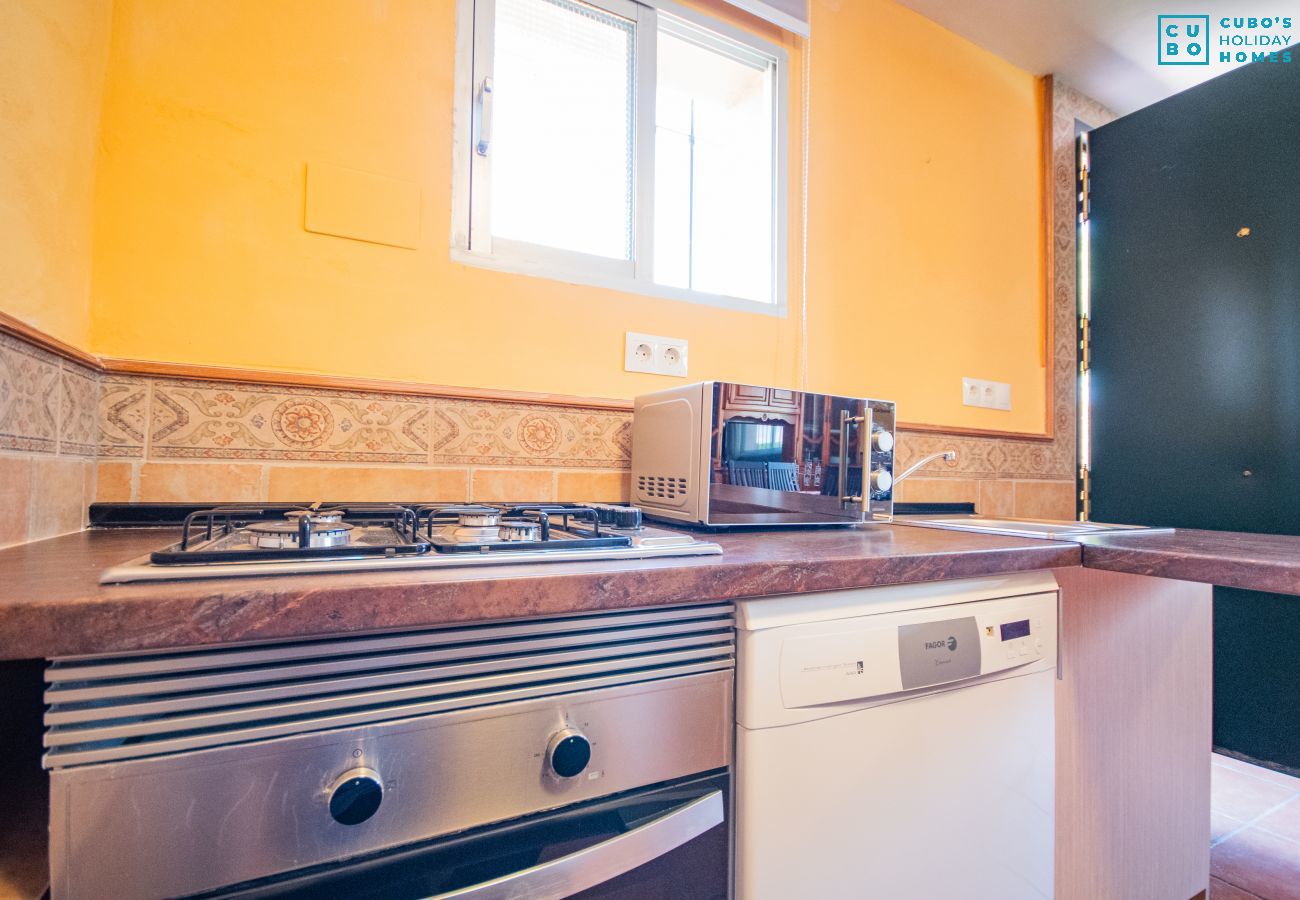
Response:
[893,450,957,487]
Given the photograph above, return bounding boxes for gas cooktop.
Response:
[99,502,722,584]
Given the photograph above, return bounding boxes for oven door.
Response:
[708,383,867,525]
[211,772,729,900]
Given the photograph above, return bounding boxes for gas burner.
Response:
[450,506,503,527]
[246,518,354,549]
[283,507,345,524]
[497,518,541,542]
[100,502,722,583]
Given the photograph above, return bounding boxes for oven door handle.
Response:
[428,789,724,900]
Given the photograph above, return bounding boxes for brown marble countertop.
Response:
[1078,528,1300,595]
[5,524,1300,661]
[0,525,1080,660]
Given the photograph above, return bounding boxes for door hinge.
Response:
[1077,133,1090,224]
[1078,314,1091,374]
[1078,465,1091,522]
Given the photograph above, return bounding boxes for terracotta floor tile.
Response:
[1257,798,1300,844]
[1216,809,1250,844]
[1216,753,1300,791]
[1211,827,1300,900]
[1213,764,1300,822]
[1211,876,1264,899]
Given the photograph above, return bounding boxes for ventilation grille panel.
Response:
[44,603,734,768]
[638,474,689,500]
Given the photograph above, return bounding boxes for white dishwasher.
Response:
[735,572,1058,900]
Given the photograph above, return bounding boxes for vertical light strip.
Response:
[1077,133,1092,479]
[798,19,811,390]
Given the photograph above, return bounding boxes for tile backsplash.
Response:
[1,322,1077,548]
[91,375,633,508]
[0,332,99,546]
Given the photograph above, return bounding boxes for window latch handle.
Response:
[476,76,494,156]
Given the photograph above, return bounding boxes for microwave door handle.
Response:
[838,410,866,510]
[428,790,724,900]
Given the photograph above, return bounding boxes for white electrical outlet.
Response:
[625,332,689,377]
[962,377,1011,410]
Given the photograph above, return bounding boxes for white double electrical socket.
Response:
[625,332,689,377]
[962,377,1011,411]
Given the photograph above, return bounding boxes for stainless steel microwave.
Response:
[631,382,896,527]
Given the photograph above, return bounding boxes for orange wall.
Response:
[0,0,113,351]
[83,0,1046,432]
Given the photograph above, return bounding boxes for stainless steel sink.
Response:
[894,516,1170,540]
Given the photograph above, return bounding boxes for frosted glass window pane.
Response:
[654,28,775,303]
[491,0,634,260]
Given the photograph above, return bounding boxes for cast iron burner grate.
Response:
[150,503,430,564]
[416,504,634,553]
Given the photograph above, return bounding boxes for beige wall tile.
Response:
[977,480,1015,517]
[0,455,34,547]
[1013,480,1077,520]
[895,478,978,504]
[95,461,135,502]
[29,458,89,540]
[555,470,631,502]
[471,468,555,503]
[139,462,262,502]
[267,466,469,502]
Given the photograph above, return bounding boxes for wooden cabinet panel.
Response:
[724,384,772,410]
[769,389,798,411]
[1052,567,1211,900]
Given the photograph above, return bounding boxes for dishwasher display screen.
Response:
[1000,619,1031,641]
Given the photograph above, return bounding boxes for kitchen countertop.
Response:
[0,525,1079,659]
[3,524,1300,660]
[1078,528,1300,595]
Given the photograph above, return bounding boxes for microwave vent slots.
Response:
[639,475,688,499]
[43,603,736,769]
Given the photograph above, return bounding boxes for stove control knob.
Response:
[547,728,592,779]
[872,430,895,453]
[328,767,383,825]
[870,468,893,494]
[611,506,642,530]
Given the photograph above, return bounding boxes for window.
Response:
[454,0,788,314]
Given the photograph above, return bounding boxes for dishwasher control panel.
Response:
[750,588,1057,717]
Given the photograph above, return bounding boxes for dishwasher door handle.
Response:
[430,790,724,900]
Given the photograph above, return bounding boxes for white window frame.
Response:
[451,0,790,317]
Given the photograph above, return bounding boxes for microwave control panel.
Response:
[867,399,896,520]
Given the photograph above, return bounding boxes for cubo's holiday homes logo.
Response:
[1158,14,1294,66]
[1159,15,1211,64]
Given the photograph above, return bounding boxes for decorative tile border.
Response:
[0,331,60,453]
[59,363,100,456]
[150,380,431,464]
[99,375,148,458]
[81,375,634,470]
[429,400,631,469]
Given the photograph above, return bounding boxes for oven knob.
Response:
[547,728,592,779]
[328,767,383,825]
[872,430,894,452]
[870,468,893,493]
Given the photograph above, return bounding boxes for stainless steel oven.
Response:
[214,772,728,899]
[45,604,734,899]
[632,382,896,527]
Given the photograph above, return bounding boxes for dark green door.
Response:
[1087,54,1300,769]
